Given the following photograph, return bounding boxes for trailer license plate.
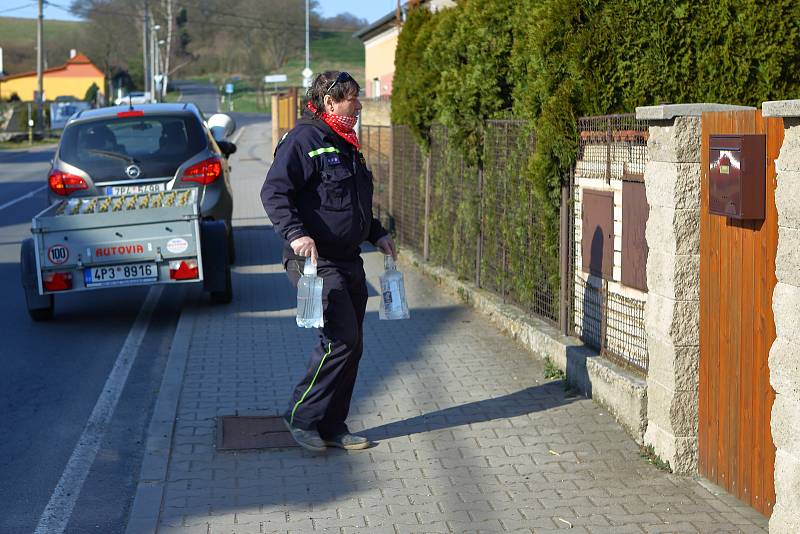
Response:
[106,183,165,196]
[84,262,157,287]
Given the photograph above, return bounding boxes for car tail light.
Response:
[181,157,222,185]
[49,170,88,196]
[169,259,199,280]
[43,271,72,291]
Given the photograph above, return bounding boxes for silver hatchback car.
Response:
[48,103,237,261]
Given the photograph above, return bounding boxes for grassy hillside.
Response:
[0,16,87,74]
[267,30,365,87]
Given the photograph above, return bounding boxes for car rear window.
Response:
[59,114,207,181]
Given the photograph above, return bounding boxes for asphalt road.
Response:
[0,146,188,534]
[173,80,271,128]
[0,82,256,534]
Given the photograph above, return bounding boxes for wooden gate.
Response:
[270,88,299,154]
[699,110,780,516]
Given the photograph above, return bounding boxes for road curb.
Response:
[125,298,197,534]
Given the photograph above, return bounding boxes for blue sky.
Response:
[1,1,397,24]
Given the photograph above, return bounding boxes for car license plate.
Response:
[106,183,165,196]
[84,262,157,287]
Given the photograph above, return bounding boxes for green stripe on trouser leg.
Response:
[290,342,333,426]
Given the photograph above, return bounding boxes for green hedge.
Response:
[392,0,800,292]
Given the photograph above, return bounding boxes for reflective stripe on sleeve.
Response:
[308,146,340,158]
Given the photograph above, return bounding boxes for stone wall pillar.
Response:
[635,103,754,474]
[763,100,800,534]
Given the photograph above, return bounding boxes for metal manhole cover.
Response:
[216,416,297,450]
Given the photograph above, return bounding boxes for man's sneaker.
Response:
[283,418,326,452]
[323,432,370,450]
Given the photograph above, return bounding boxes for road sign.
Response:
[264,74,288,83]
[224,83,234,94]
[302,67,313,79]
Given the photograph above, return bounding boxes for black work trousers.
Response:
[284,254,368,439]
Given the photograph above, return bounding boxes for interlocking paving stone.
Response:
[152,122,768,533]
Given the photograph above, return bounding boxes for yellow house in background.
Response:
[0,52,104,101]
[354,12,400,99]
[354,0,455,100]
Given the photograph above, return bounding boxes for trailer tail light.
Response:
[180,157,222,185]
[169,259,199,280]
[49,170,89,196]
[43,271,72,291]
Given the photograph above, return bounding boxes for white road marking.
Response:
[33,285,164,534]
[231,125,247,145]
[0,184,47,213]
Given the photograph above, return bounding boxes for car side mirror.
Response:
[218,141,237,157]
[207,113,236,142]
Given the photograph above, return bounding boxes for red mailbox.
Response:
[708,134,766,219]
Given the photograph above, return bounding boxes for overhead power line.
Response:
[43,0,362,34]
[0,2,37,15]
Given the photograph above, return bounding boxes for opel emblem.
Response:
[125,164,141,178]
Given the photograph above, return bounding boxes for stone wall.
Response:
[634,103,753,475]
[763,100,800,534]
[360,98,391,126]
[639,115,702,474]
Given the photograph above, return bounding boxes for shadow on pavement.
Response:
[231,225,282,268]
[361,382,574,441]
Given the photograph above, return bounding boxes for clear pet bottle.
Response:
[379,255,410,320]
[296,260,324,328]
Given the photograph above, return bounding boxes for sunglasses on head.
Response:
[326,72,354,94]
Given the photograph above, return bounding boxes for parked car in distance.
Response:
[114,91,151,106]
[47,102,238,261]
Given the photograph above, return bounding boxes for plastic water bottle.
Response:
[379,255,410,320]
[296,260,324,328]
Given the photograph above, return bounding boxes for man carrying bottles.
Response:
[261,71,397,451]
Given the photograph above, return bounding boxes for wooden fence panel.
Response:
[699,110,780,516]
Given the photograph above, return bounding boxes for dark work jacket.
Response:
[261,113,387,261]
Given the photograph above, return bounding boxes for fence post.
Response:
[475,166,484,288]
[388,127,395,231]
[559,168,572,335]
[606,117,612,183]
[423,152,432,262]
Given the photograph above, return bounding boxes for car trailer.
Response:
[21,188,232,320]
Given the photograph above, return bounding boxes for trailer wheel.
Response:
[211,265,232,304]
[28,302,54,321]
[227,225,236,265]
[201,220,233,304]
[20,238,55,321]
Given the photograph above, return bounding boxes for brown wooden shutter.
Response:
[621,181,649,291]
[581,189,614,279]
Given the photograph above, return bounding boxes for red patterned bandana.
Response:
[307,102,360,149]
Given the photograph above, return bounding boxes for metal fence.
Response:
[361,116,650,372]
[427,123,481,283]
[481,120,559,323]
[576,113,649,182]
[390,125,425,255]
[571,113,650,375]
[362,121,560,326]
[360,125,392,227]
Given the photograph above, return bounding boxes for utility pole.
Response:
[36,0,44,132]
[151,25,160,101]
[301,0,312,89]
[142,0,150,98]
[305,0,309,73]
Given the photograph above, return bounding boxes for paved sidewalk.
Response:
[137,121,768,533]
